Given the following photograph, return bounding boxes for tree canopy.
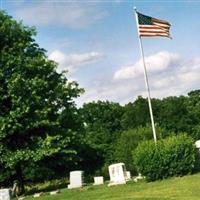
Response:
[0,11,83,193]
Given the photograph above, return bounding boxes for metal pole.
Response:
[134,7,157,143]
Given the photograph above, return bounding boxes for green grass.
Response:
[23,173,200,200]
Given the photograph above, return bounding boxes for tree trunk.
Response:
[15,163,25,195]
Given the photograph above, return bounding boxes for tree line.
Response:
[0,11,200,194]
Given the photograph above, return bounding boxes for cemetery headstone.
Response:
[133,173,145,182]
[68,171,84,189]
[0,189,11,200]
[195,140,200,149]
[108,163,127,186]
[49,190,60,195]
[33,192,43,198]
[93,176,104,185]
[126,171,131,180]
[195,140,200,170]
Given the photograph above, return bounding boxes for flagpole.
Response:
[134,7,157,143]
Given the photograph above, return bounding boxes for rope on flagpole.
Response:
[133,7,157,143]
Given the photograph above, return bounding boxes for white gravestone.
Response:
[0,189,11,200]
[134,173,145,182]
[195,140,200,169]
[108,163,127,186]
[68,171,84,189]
[93,176,104,185]
[195,140,200,149]
[33,192,43,198]
[126,171,131,180]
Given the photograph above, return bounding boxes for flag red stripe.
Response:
[139,25,168,29]
[139,29,169,33]
[140,31,169,33]
[139,24,170,28]
[152,18,171,26]
[153,22,170,29]
[140,33,169,36]
[139,25,169,32]
[140,33,170,37]
[153,21,170,26]
[139,27,169,31]
[140,35,169,38]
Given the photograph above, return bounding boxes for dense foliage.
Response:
[79,101,124,174]
[0,11,83,193]
[114,126,170,175]
[134,134,195,181]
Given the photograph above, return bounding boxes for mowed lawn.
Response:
[24,173,200,200]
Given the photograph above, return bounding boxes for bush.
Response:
[134,134,195,181]
[113,126,170,175]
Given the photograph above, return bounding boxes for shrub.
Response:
[134,134,195,181]
[113,126,170,175]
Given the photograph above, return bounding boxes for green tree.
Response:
[0,11,83,193]
[186,90,200,139]
[121,96,150,130]
[157,96,191,133]
[79,101,124,170]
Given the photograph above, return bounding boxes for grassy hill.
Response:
[24,173,200,200]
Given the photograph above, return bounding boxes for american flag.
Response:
[136,12,171,38]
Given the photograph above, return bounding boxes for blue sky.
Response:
[3,0,200,106]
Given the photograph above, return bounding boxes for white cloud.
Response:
[76,51,200,106]
[114,51,180,80]
[13,2,108,29]
[49,50,104,73]
[66,52,104,66]
[76,78,138,107]
[49,50,66,65]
